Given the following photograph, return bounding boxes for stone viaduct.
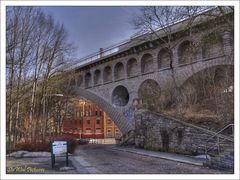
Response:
[66,9,234,135]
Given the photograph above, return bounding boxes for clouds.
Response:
[42,6,140,59]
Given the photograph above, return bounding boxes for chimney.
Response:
[99,48,104,58]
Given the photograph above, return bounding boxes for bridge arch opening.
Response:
[138,79,161,111]
[158,48,171,69]
[127,58,138,77]
[103,66,112,83]
[94,69,101,85]
[141,53,154,74]
[70,78,76,86]
[112,85,129,107]
[202,32,224,59]
[178,40,195,64]
[171,65,234,130]
[77,75,83,87]
[114,62,124,80]
[72,87,132,134]
[85,72,92,88]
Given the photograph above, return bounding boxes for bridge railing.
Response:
[66,38,131,71]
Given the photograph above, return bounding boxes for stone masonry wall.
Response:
[134,110,233,155]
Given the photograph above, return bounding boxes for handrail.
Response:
[205,124,234,157]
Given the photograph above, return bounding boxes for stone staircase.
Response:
[205,147,234,172]
[128,110,234,171]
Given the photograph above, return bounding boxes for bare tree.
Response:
[6,7,74,150]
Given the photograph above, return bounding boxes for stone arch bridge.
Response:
[65,10,234,135]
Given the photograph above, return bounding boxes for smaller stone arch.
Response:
[178,40,195,64]
[127,58,138,77]
[202,32,224,59]
[103,66,112,83]
[77,75,83,87]
[158,48,172,69]
[69,78,76,86]
[114,62,125,80]
[112,85,129,107]
[141,53,154,74]
[94,69,101,85]
[85,72,92,88]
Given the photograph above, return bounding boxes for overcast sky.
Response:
[42,7,141,60]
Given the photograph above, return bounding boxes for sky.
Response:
[42,7,141,60]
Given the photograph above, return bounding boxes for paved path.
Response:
[112,146,206,166]
[71,144,228,174]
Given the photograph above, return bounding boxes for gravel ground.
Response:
[75,144,229,174]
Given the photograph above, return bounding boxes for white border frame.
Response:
[1,1,239,180]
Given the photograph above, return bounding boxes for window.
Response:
[86,111,89,116]
[95,128,102,133]
[79,120,82,125]
[86,128,91,133]
[96,119,100,125]
[107,119,112,124]
[87,120,90,125]
[107,129,112,137]
[80,112,83,117]
[95,111,98,116]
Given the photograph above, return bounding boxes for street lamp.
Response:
[43,94,64,139]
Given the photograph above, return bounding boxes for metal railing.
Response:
[205,123,234,158]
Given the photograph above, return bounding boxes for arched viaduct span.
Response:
[67,10,234,135]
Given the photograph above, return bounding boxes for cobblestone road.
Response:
[73,144,228,174]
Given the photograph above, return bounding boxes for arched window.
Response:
[85,72,92,88]
[178,41,194,64]
[141,53,154,74]
[202,32,224,59]
[127,58,138,77]
[158,48,171,68]
[114,62,124,80]
[103,66,112,83]
[94,69,101,85]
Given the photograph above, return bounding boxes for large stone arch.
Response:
[114,62,125,80]
[103,66,112,83]
[202,32,224,59]
[127,58,138,77]
[141,53,154,74]
[177,59,233,88]
[72,87,132,134]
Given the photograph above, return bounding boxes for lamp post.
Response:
[43,94,64,140]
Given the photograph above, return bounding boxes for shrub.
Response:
[15,141,50,152]
[14,134,78,154]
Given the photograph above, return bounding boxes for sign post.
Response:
[51,141,68,168]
